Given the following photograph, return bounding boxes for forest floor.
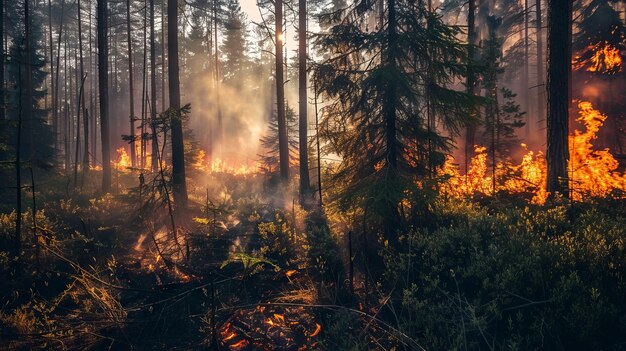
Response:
[0,169,405,350]
[2,167,626,350]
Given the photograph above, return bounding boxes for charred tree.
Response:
[546,0,571,197]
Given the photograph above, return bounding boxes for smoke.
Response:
[184,61,274,169]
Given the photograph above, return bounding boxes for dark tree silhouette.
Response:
[168,0,189,209]
[546,0,571,197]
[275,0,289,184]
[98,0,111,192]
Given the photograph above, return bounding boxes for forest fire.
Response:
[192,150,260,175]
[443,101,625,202]
[113,147,132,171]
[575,42,623,75]
[569,101,626,200]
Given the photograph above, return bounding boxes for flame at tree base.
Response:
[442,101,626,203]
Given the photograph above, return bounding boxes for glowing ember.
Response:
[310,323,321,337]
[575,42,622,75]
[229,339,248,349]
[285,270,297,278]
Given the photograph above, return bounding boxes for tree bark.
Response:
[78,0,89,177]
[298,0,310,201]
[536,0,545,133]
[150,0,159,172]
[24,0,33,160]
[127,0,136,167]
[168,0,188,209]
[546,0,571,197]
[524,0,531,140]
[98,0,112,192]
[275,0,289,183]
[0,0,4,121]
[464,0,478,174]
[213,0,222,157]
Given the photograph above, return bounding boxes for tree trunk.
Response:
[0,0,4,121]
[150,0,159,172]
[382,0,400,237]
[98,0,112,192]
[524,0,531,140]
[546,0,571,197]
[24,0,33,160]
[168,0,188,209]
[298,0,310,201]
[78,0,88,179]
[140,0,147,169]
[464,0,478,174]
[536,0,545,134]
[14,48,23,266]
[127,0,136,167]
[275,0,289,183]
[213,0,222,158]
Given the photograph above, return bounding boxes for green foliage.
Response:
[313,0,475,233]
[257,211,297,268]
[381,199,626,350]
[259,105,299,179]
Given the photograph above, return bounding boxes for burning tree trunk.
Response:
[546,0,571,197]
[298,0,310,201]
[98,0,112,192]
[168,0,189,209]
[126,0,136,167]
[275,0,289,184]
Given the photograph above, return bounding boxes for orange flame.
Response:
[442,101,625,203]
[229,339,248,349]
[113,147,132,171]
[575,42,622,75]
[310,323,321,337]
[569,101,626,200]
[192,149,260,175]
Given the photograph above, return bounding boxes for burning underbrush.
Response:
[442,101,626,203]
